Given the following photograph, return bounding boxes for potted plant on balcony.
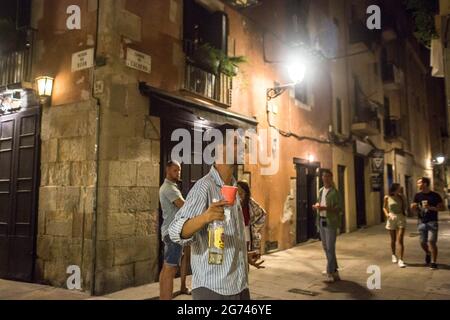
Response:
[190,43,246,77]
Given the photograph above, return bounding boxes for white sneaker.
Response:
[392,255,398,263]
[324,274,335,283]
[398,260,406,268]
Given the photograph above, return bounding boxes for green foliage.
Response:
[405,0,439,48]
[191,43,247,77]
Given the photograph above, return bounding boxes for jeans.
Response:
[319,220,338,274]
[418,221,439,245]
[163,234,183,267]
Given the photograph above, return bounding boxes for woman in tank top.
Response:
[383,183,407,268]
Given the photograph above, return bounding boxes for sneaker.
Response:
[392,255,398,263]
[430,263,438,270]
[324,274,335,283]
[398,260,406,268]
[425,254,431,265]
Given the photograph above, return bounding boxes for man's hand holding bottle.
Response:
[203,201,229,224]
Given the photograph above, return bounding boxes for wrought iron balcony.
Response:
[0,30,34,90]
[184,62,232,107]
[183,40,233,107]
[351,107,381,136]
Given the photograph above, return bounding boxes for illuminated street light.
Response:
[436,156,446,165]
[287,61,306,85]
[36,76,54,98]
[267,60,307,101]
[36,76,54,105]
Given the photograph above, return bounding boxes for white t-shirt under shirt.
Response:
[320,188,330,217]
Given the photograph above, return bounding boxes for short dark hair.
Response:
[166,160,181,168]
[389,183,401,196]
[321,169,333,177]
[420,177,431,187]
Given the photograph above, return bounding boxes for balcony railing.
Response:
[183,40,232,107]
[0,30,34,89]
[0,49,33,88]
[352,106,381,136]
[184,62,232,107]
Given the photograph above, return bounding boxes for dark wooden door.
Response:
[306,172,317,239]
[354,156,367,228]
[158,114,214,273]
[296,165,308,244]
[160,120,212,198]
[0,107,40,282]
[296,164,318,243]
[338,165,346,233]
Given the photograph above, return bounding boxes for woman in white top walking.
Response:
[384,183,407,268]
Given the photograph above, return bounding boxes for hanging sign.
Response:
[371,150,385,174]
[371,174,383,192]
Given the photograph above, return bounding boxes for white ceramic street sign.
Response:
[71,48,95,72]
[126,48,151,74]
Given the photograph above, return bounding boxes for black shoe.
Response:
[430,263,438,270]
[425,254,431,265]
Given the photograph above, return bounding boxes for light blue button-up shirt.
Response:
[169,166,248,296]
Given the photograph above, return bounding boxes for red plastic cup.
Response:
[221,186,238,206]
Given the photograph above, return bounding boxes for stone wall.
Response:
[36,100,97,290]
[94,77,161,294]
[90,0,163,294]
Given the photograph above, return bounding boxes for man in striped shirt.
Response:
[169,124,264,300]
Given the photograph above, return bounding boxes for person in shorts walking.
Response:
[411,177,445,270]
[384,183,407,268]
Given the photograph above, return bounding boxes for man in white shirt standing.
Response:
[313,169,343,283]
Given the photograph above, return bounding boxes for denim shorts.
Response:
[163,235,183,267]
[418,221,439,244]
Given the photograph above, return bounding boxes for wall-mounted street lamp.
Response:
[266,61,306,101]
[430,155,447,168]
[36,76,54,104]
[435,155,446,165]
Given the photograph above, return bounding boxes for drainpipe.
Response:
[90,0,101,296]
